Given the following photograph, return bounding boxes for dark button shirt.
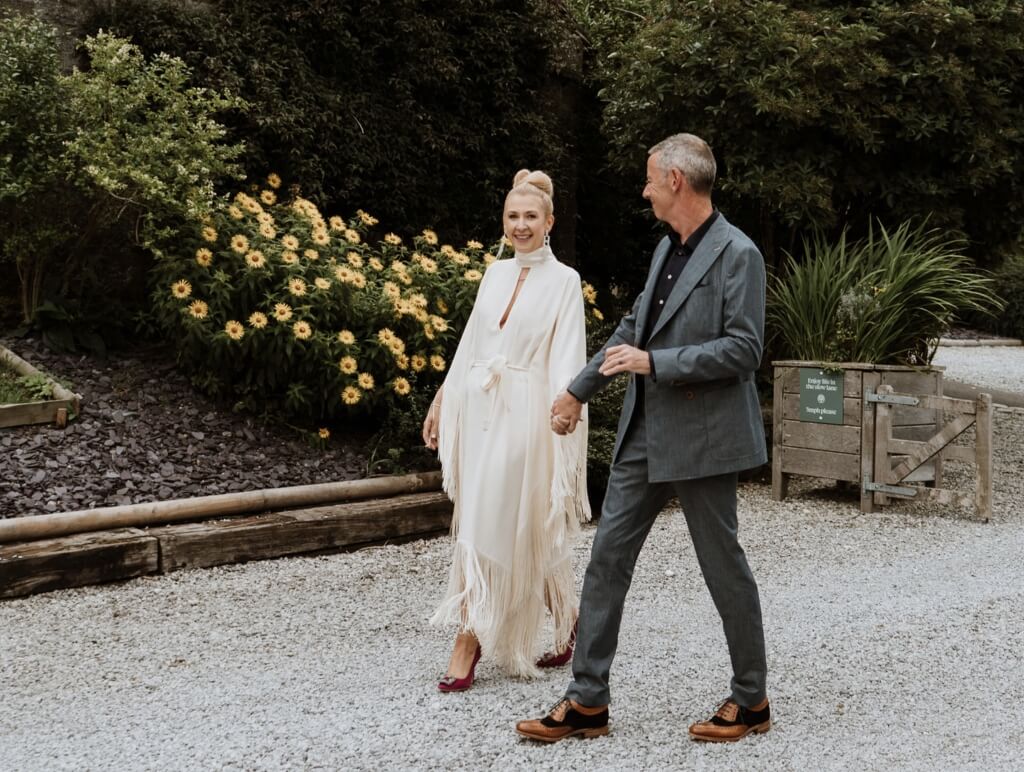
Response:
[641,209,719,346]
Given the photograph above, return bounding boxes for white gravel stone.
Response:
[2,414,1022,770]
[932,345,1024,394]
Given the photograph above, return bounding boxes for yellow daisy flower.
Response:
[311,228,330,246]
[436,299,449,314]
[430,315,448,332]
[334,265,353,282]
[327,216,344,231]
[582,282,597,304]
[195,248,213,267]
[344,229,361,244]
[397,272,412,286]
[257,211,274,226]
[293,320,313,340]
[466,239,483,250]
[281,234,300,250]
[483,252,497,265]
[414,308,429,323]
[228,205,244,220]
[411,354,427,372]
[440,244,455,256]
[224,320,245,340]
[592,308,604,320]
[395,353,409,370]
[369,257,384,271]
[273,303,293,322]
[248,311,269,329]
[245,250,267,269]
[452,253,470,266]
[318,427,330,440]
[430,354,446,372]
[337,329,356,345]
[347,251,363,268]
[314,277,331,290]
[464,269,482,282]
[266,173,282,189]
[202,226,218,243]
[231,234,249,254]
[304,249,319,261]
[288,277,307,296]
[282,251,299,265]
[260,190,277,206]
[259,223,276,240]
[341,385,362,405]
[357,372,375,390]
[410,293,428,308]
[419,257,438,273]
[424,325,436,340]
[338,356,357,374]
[382,282,401,299]
[422,229,438,245]
[384,233,402,245]
[377,328,396,345]
[392,377,411,396]
[241,196,262,215]
[188,300,209,319]
[171,279,192,299]
[358,209,378,226]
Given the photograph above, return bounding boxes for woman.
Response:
[423,169,589,690]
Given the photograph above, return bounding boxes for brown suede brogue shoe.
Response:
[515,698,610,743]
[688,697,771,742]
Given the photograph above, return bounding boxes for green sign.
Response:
[799,368,844,424]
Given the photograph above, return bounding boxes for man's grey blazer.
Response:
[570,214,768,482]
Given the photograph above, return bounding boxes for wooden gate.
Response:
[863,385,993,521]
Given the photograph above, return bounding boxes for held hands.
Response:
[550,391,583,436]
[598,344,651,377]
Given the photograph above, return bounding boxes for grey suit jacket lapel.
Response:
[634,236,673,346]
[647,215,732,343]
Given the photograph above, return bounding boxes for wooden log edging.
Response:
[0,471,442,544]
[0,344,83,429]
[0,486,453,600]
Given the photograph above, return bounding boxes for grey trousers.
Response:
[566,412,767,708]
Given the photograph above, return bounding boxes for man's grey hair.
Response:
[649,133,716,195]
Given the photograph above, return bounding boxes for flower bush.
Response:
[150,177,602,425]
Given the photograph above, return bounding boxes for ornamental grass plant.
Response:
[149,177,602,426]
[768,220,1001,365]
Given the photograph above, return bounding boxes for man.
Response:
[521,133,770,743]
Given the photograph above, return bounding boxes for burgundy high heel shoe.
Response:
[438,644,482,692]
[536,620,578,668]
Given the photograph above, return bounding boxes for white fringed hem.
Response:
[430,541,579,679]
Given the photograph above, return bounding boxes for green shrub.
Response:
[978,254,1024,340]
[148,178,604,426]
[569,0,1024,268]
[768,220,1001,365]
[0,15,245,328]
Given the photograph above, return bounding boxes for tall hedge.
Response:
[571,0,1024,269]
[80,0,588,255]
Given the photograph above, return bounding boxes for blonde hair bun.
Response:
[513,168,554,198]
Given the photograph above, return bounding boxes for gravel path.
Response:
[0,337,369,518]
[932,345,1024,395]
[2,405,1022,770]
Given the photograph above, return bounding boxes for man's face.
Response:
[642,153,673,221]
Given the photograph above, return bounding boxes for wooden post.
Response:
[932,372,945,489]
[860,371,880,513]
[771,367,788,501]
[873,385,894,507]
[975,393,993,522]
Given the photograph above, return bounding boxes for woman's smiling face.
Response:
[503,192,553,253]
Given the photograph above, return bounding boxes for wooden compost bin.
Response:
[0,344,82,428]
[771,360,944,512]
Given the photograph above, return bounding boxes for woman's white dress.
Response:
[432,245,590,677]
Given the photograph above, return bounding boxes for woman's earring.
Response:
[543,231,551,247]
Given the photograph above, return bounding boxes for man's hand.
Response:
[550,390,583,435]
[598,344,651,377]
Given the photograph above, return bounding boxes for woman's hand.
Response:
[422,399,440,450]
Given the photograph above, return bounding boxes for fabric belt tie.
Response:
[475,355,527,430]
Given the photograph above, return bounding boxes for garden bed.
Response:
[0,344,81,429]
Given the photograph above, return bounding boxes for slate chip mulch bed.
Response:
[0,337,372,518]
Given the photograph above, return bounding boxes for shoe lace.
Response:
[548,698,572,721]
[714,698,739,722]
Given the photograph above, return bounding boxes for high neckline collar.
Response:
[514,244,555,267]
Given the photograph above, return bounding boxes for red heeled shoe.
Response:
[438,644,482,692]
[536,620,578,668]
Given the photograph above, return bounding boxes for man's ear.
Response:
[670,167,686,192]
